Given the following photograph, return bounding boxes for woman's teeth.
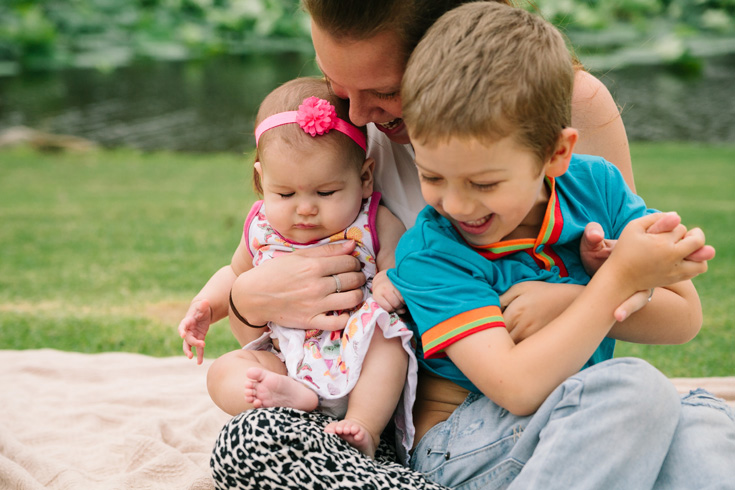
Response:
[378,118,401,130]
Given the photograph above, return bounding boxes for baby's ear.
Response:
[360,157,376,198]
[546,128,578,178]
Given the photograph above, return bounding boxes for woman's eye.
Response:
[375,91,399,100]
[317,190,337,197]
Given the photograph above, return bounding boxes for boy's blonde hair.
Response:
[253,77,366,194]
[402,2,574,164]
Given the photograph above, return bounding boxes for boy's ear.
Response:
[360,157,376,198]
[545,128,578,178]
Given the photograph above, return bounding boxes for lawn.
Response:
[1,142,733,376]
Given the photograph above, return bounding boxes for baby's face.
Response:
[413,135,551,247]
[258,140,370,244]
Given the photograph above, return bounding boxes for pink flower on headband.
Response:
[296,97,337,137]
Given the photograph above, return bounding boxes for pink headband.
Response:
[254,96,367,152]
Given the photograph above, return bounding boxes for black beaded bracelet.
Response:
[229,290,267,328]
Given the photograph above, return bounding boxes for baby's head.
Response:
[402,2,574,166]
[253,77,374,243]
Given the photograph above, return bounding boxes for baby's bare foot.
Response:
[324,419,378,458]
[243,367,318,411]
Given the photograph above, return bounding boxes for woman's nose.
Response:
[348,94,380,127]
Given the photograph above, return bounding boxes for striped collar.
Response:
[471,177,568,275]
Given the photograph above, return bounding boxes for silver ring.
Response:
[332,274,342,294]
[647,288,654,302]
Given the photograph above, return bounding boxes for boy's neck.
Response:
[500,179,551,242]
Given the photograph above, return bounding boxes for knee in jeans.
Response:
[613,358,680,416]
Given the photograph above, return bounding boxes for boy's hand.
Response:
[605,213,714,293]
[581,213,714,277]
[372,271,406,314]
[178,299,212,365]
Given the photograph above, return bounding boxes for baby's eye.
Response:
[317,190,337,197]
[278,192,294,198]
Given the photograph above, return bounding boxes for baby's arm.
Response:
[371,205,406,313]
[446,213,712,415]
[178,236,253,363]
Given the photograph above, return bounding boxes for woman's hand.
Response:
[230,241,367,335]
[500,282,583,343]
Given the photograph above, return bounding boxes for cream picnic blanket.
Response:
[0,349,231,490]
[1,349,733,490]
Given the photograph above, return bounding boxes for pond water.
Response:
[0,52,733,153]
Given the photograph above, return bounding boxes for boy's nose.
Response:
[442,192,475,218]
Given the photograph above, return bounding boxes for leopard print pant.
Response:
[211,407,448,490]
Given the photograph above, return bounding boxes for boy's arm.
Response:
[372,205,407,313]
[502,215,711,345]
[415,214,710,416]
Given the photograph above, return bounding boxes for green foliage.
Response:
[0,143,733,375]
[529,0,735,71]
[0,0,311,72]
[2,0,734,72]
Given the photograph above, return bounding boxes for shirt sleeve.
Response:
[600,161,657,238]
[388,217,506,359]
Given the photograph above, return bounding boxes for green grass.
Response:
[1,142,733,376]
[613,142,735,377]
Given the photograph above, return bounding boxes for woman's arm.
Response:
[571,70,635,191]
[229,241,367,342]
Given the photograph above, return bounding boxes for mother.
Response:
[211,1,733,489]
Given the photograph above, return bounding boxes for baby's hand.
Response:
[177,299,213,365]
[372,271,406,314]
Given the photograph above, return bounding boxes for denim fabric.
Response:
[410,358,735,490]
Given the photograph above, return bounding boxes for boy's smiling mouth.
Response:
[457,214,494,235]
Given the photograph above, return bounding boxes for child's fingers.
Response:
[182,339,193,359]
[685,245,716,262]
[645,212,681,234]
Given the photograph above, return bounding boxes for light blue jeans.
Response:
[409,358,735,490]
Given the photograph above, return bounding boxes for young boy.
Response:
[388,2,730,488]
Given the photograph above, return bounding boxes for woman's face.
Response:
[311,21,410,144]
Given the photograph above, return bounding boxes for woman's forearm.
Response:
[608,281,701,345]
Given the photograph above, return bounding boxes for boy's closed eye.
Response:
[471,181,499,191]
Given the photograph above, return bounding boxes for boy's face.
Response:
[257,139,373,244]
[413,135,553,247]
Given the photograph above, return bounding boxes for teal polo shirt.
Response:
[388,154,656,393]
